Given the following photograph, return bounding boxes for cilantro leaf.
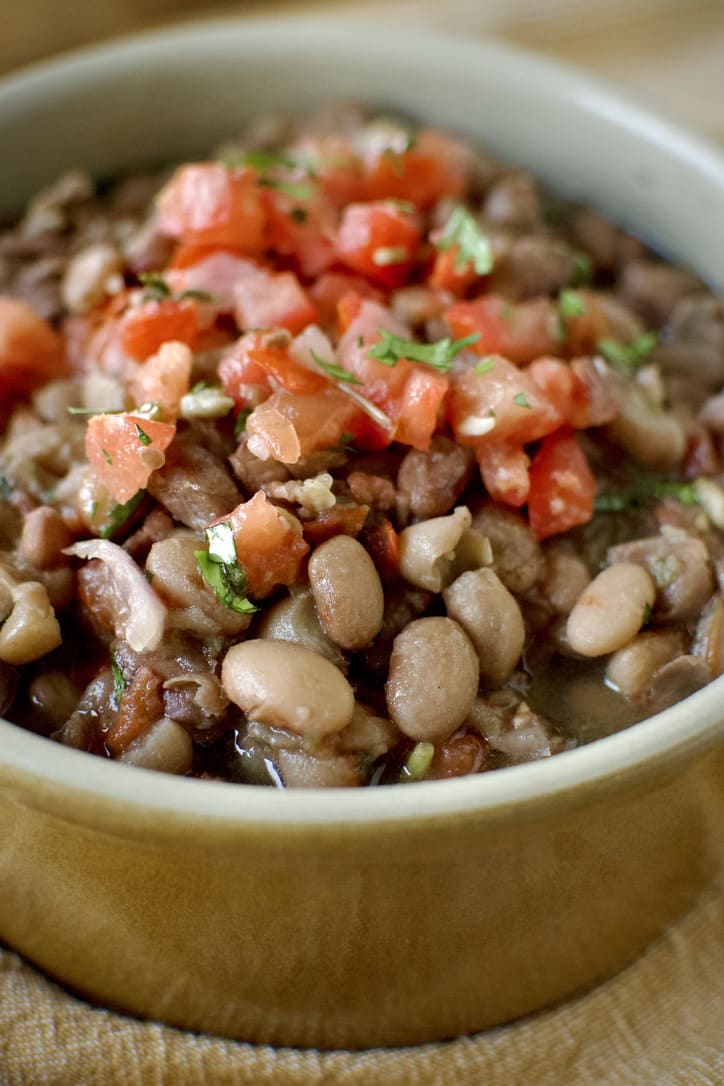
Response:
[596,332,658,377]
[110,653,127,709]
[593,476,699,512]
[138,271,172,301]
[256,177,314,202]
[134,423,151,447]
[195,521,258,614]
[367,328,480,372]
[100,490,146,540]
[474,357,496,375]
[436,206,494,276]
[310,350,363,385]
[513,392,531,408]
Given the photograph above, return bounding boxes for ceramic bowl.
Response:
[1,17,723,1050]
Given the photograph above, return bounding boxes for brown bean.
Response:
[443,568,525,684]
[222,639,355,741]
[386,617,479,743]
[308,535,384,650]
[20,505,72,570]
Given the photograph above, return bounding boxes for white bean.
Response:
[566,562,656,657]
[308,535,384,650]
[0,580,62,666]
[120,717,193,775]
[443,568,525,684]
[385,617,479,743]
[222,639,355,741]
[606,630,686,697]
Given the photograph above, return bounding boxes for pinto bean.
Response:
[693,596,724,679]
[385,617,479,743]
[541,541,591,616]
[147,437,241,530]
[566,563,656,657]
[222,639,355,741]
[606,630,686,697]
[471,504,544,593]
[396,437,473,519]
[258,588,348,672]
[610,384,687,469]
[20,506,73,570]
[443,568,525,684]
[608,531,714,624]
[120,716,193,775]
[308,535,384,650]
[0,580,62,665]
[483,171,541,230]
[398,505,471,592]
[617,259,701,328]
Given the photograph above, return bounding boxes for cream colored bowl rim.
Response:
[1,17,724,827]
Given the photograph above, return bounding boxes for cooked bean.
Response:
[308,535,384,650]
[610,384,687,469]
[566,563,656,657]
[648,656,710,712]
[61,242,123,315]
[483,171,541,229]
[28,670,82,728]
[385,617,479,742]
[618,259,701,328]
[398,505,471,592]
[258,588,348,672]
[541,541,591,616]
[606,630,686,697]
[147,436,241,530]
[471,504,544,593]
[443,568,525,684]
[20,505,72,570]
[0,581,62,665]
[397,437,473,519]
[608,532,714,623]
[222,639,355,741]
[120,716,193,775]
[693,596,724,679]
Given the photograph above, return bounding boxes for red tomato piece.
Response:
[157,164,266,251]
[120,298,198,361]
[85,414,176,504]
[310,274,384,330]
[166,250,262,310]
[219,331,328,406]
[0,296,64,394]
[362,131,470,208]
[448,357,563,448]
[234,270,317,335]
[394,367,449,451]
[261,185,337,278]
[129,341,193,416]
[527,428,597,540]
[226,491,309,598]
[245,387,362,464]
[445,295,559,365]
[428,246,481,296]
[334,202,421,289]
[476,442,531,508]
[293,135,365,208]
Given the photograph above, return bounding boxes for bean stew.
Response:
[1,104,722,787]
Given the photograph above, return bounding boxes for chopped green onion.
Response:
[368,328,480,372]
[436,206,494,276]
[401,742,435,781]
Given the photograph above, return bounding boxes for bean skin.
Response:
[567,562,656,657]
[443,568,525,684]
[308,535,384,650]
[385,617,479,743]
[222,639,355,741]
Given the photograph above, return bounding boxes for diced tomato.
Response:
[394,367,449,451]
[310,274,384,330]
[527,428,597,540]
[428,246,481,296]
[226,490,309,597]
[234,269,317,335]
[445,295,559,365]
[293,135,365,208]
[261,184,337,278]
[120,298,198,361]
[245,387,361,463]
[129,341,192,416]
[527,357,579,420]
[448,356,562,447]
[0,296,64,394]
[85,413,176,504]
[476,442,531,507]
[219,330,328,407]
[334,202,421,289]
[362,131,470,208]
[157,164,266,252]
[166,250,262,310]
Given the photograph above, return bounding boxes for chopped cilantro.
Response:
[110,653,127,709]
[234,409,252,440]
[368,328,480,372]
[571,252,593,287]
[237,149,298,171]
[513,392,531,409]
[474,357,496,375]
[100,490,146,539]
[178,288,215,303]
[558,289,586,319]
[593,477,699,512]
[310,350,363,385]
[436,206,494,276]
[138,271,172,301]
[257,177,314,202]
[134,423,151,447]
[290,207,308,223]
[596,332,658,377]
[195,521,258,614]
[642,601,653,628]
[103,449,113,465]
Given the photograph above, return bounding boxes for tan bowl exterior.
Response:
[1,19,724,1049]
